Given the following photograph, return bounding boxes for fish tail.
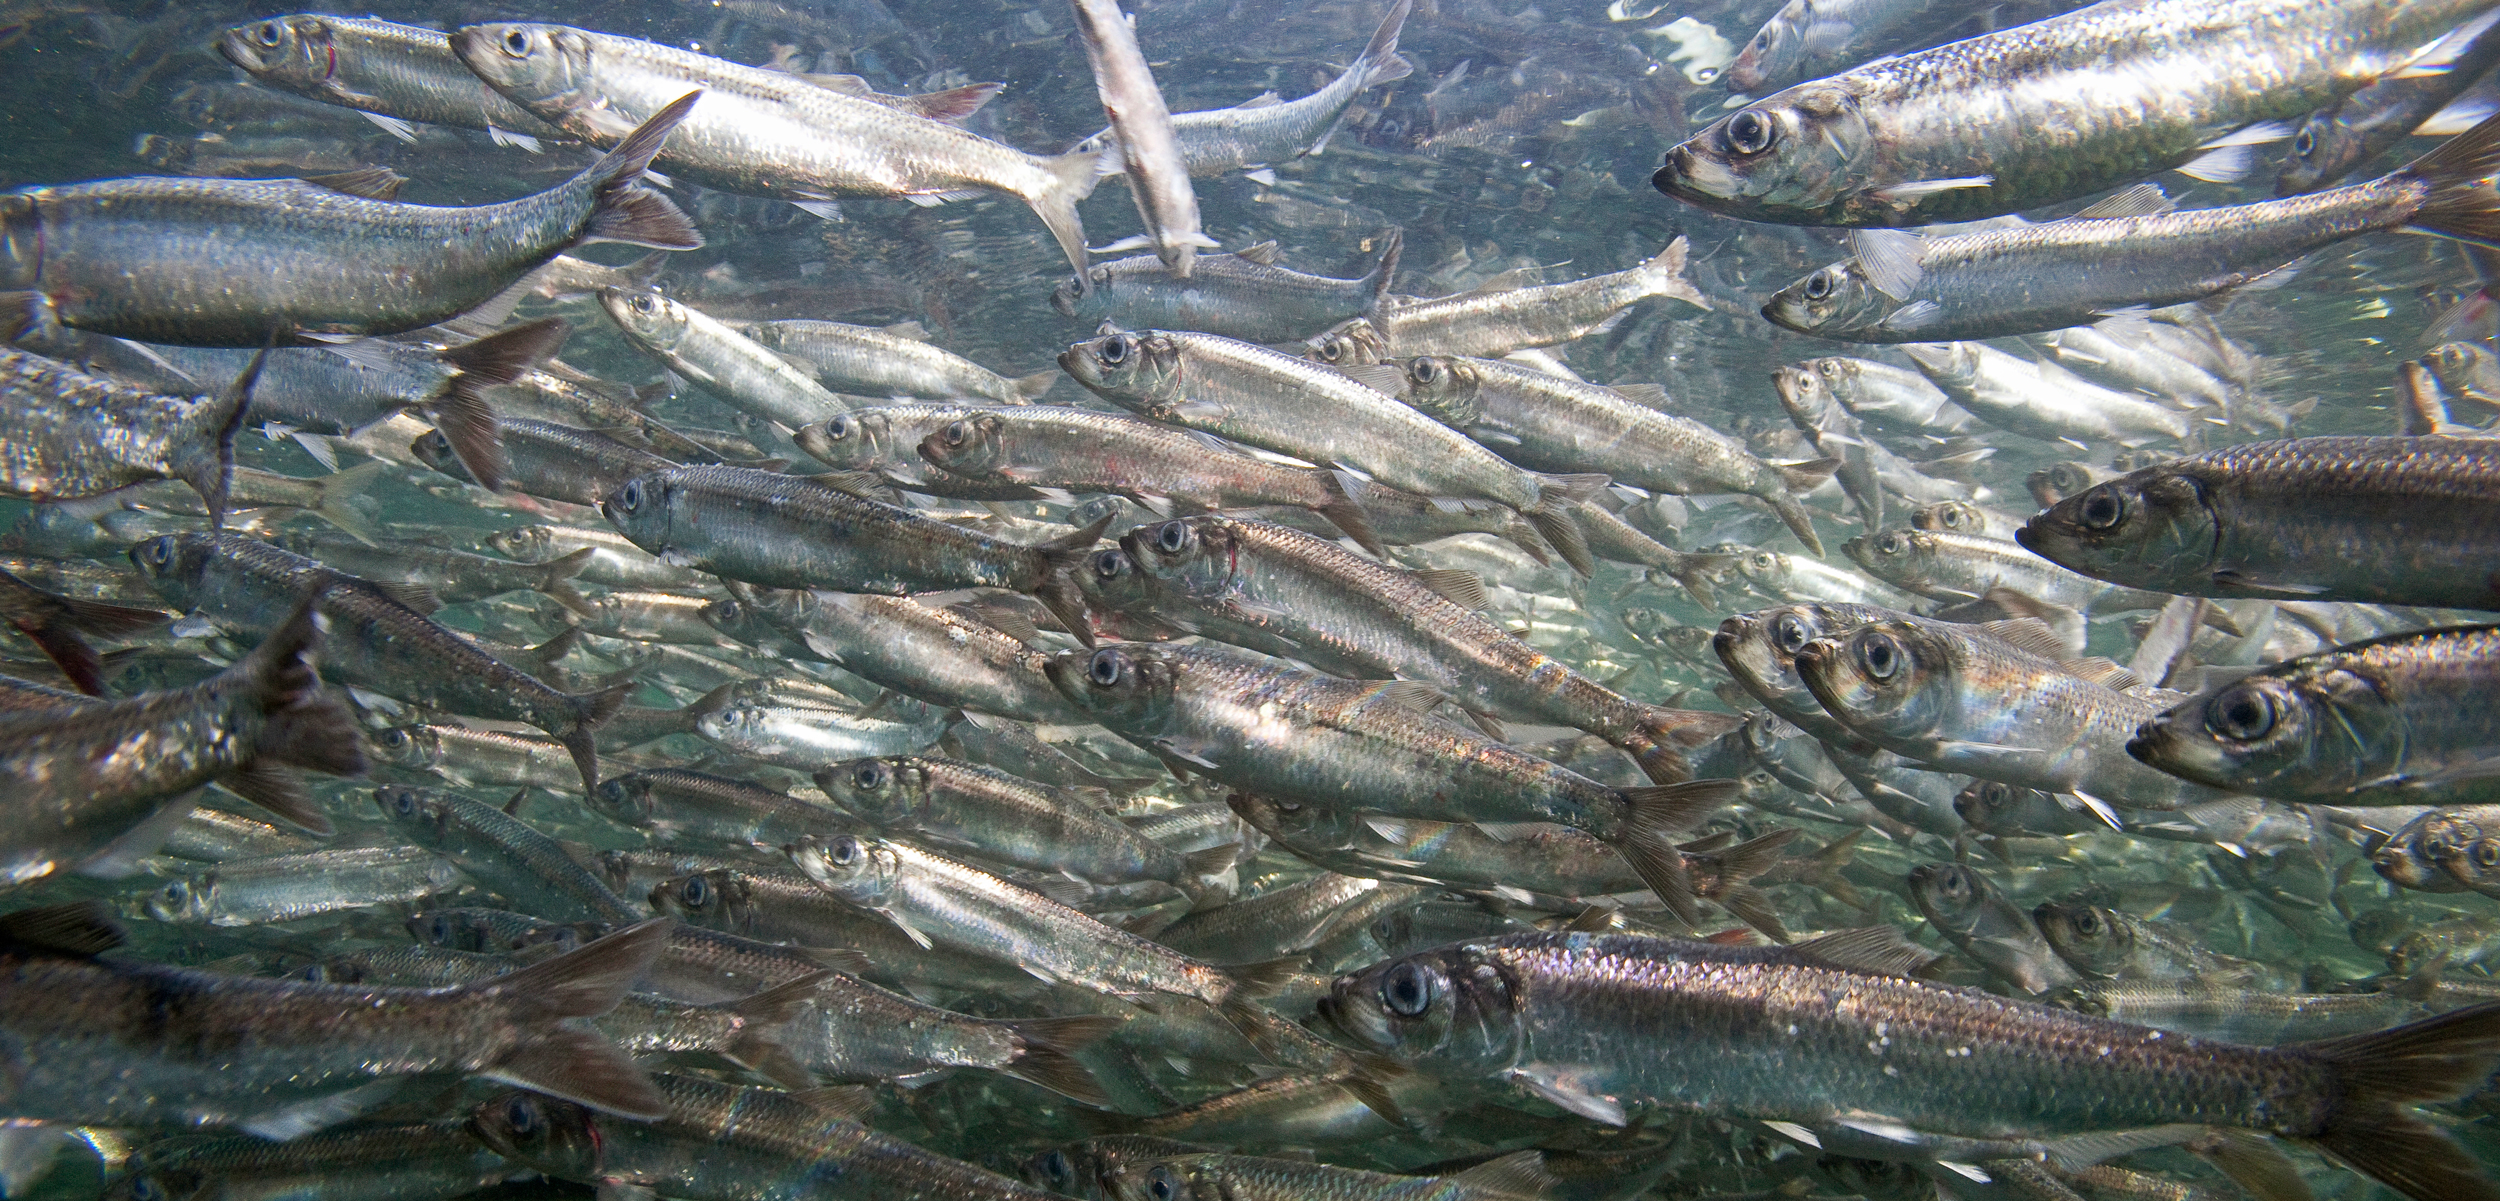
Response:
[560,680,638,793]
[1002,1014,1125,1106]
[303,460,391,546]
[219,598,362,835]
[1526,473,1609,577]
[179,346,266,532]
[431,316,569,491]
[1356,0,1414,88]
[1031,510,1118,647]
[1636,235,1710,311]
[2401,111,2500,250]
[1010,368,1060,401]
[1316,469,1387,558]
[1762,490,1827,557]
[1499,515,1554,566]
[470,919,672,1120]
[1613,779,1739,926]
[1625,706,1744,783]
[1361,227,1404,326]
[537,547,598,618]
[2298,999,2500,1201]
[1659,549,1733,609]
[577,90,703,251]
[8,581,165,698]
[1029,146,1105,283]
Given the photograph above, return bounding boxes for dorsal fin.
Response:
[0,901,125,957]
[1232,90,1285,110]
[1232,240,1282,265]
[301,166,407,201]
[1462,265,1542,295]
[2070,182,2175,220]
[1409,568,1488,611]
[2060,656,2143,692]
[879,321,932,342]
[1369,679,1446,715]
[375,581,443,615]
[1975,616,2073,662]
[1786,926,1938,976]
[1609,382,1670,407]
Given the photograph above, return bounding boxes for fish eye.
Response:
[1875,532,1904,555]
[821,415,852,440]
[1088,648,1126,686]
[1155,521,1191,555]
[1937,868,1972,901]
[1855,630,1903,681]
[941,420,972,448]
[1410,359,1441,384]
[501,28,532,57]
[2475,840,2500,868]
[253,21,282,47]
[2076,486,2125,531]
[1099,336,1129,366]
[2075,910,2103,935]
[680,874,708,907]
[144,537,173,567]
[127,1178,163,1201]
[386,788,418,817]
[1694,65,1720,82]
[1725,109,1778,155]
[1982,782,2009,806]
[1040,1151,1072,1186]
[376,727,407,749]
[1748,551,1777,572]
[615,479,642,511]
[1771,613,1812,654]
[1381,960,1436,1017]
[830,835,861,866]
[2204,684,2277,742]
[2293,126,2316,159]
[1092,548,1131,579]
[853,760,888,791]
[1803,270,1835,301]
[503,1094,541,1137]
[421,913,453,942]
[1148,1166,1180,1201]
[1318,338,1346,362]
[630,294,657,315]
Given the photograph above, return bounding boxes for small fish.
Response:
[0,93,697,346]
[0,348,263,529]
[2279,12,2500,193]
[1901,341,2193,448]
[1052,233,1399,344]
[1302,239,1709,366]
[602,288,849,429]
[141,845,463,926]
[1073,0,1209,277]
[218,14,568,146]
[746,319,1057,404]
[373,784,647,924]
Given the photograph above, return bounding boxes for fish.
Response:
[217,14,568,147]
[691,690,948,771]
[2018,437,2500,609]
[744,319,1057,403]
[2279,12,2500,193]
[1051,233,1400,344]
[1091,1148,1551,1201]
[0,901,670,1134]
[2130,624,2500,806]
[1765,115,2500,342]
[1392,354,1836,555]
[2033,901,2280,985]
[0,92,698,346]
[373,784,647,924]
[1073,0,1208,278]
[132,532,629,791]
[451,23,1100,276]
[0,347,263,529]
[601,288,849,429]
[1044,639,1735,923]
[1846,527,2170,615]
[1900,341,2194,448]
[107,1119,515,1201]
[0,565,165,696]
[1301,239,1709,366]
[599,465,1110,638]
[140,845,464,927]
[1653,0,2498,226]
[1322,929,2500,1201]
[0,598,353,884]
[1723,0,1966,95]
[1059,328,1609,574]
[1075,0,1414,180]
[1909,860,2082,993]
[414,416,676,511]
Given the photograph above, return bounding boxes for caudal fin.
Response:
[300,460,391,547]
[1763,490,1827,557]
[0,568,166,696]
[1613,779,1740,926]
[1362,227,1404,324]
[2401,111,2500,250]
[1636,236,1710,311]
[1526,474,1610,577]
[1030,511,1116,647]
[1004,1013,1125,1106]
[2299,999,2500,1201]
[1356,0,1415,90]
[178,346,264,531]
[474,919,671,1120]
[432,316,569,491]
[1625,706,1746,784]
[1028,148,1104,283]
[222,599,363,835]
[578,91,703,252]
[1316,469,1386,558]
[1011,369,1059,401]
[560,680,638,793]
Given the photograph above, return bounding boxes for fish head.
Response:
[408,429,469,482]
[2031,901,2125,975]
[1713,603,1884,711]
[1066,545,1174,643]
[1397,356,1483,427]
[373,784,455,846]
[1651,83,1870,223]
[795,410,895,472]
[366,724,438,773]
[215,15,327,89]
[1905,861,1991,933]
[2448,838,2500,891]
[1768,364,1835,426]
[2016,468,2214,590]
[1319,945,1519,1073]
[1761,261,1896,339]
[1722,0,1805,93]
[1050,268,1111,318]
[1840,527,1935,594]
[815,756,928,825]
[128,532,217,611]
[1125,516,1233,595]
[1733,548,1791,589]
[1303,319,1386,368]
[143,875,213,924]
[1225,792,1361,850]
[1100,1160,1205,1201]
[1951,779,2050,835]
[469,1089,602,1180]
[650,868,741,926]
[786,833,898,907]
[1045,644,1178,732]
[451,24,600,130]
[1059,331,1183,414]
[586,772,661,829]
[599,470,677,558]
[692,696,764,747]
[483,526,553,559]
[917,412,1008,476]
[2129,668,2396,799]
[408,909,483,951]
[599,286,692,353]
[2273,111,2347,196]
[1792,620,1953,744]
[1910,500,1982,535]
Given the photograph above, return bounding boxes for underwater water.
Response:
[1,0,2499,1199]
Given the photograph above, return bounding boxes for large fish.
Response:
[1323,930,2500,1201]
[0,93,697,346]
[1653,0,2500,226]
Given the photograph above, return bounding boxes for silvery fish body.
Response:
[2019,437,2500,610]
[1847,526,2172,614]
[601,289,848,428]
[453,24,1099,276]
[816,755,1198,890]
[1802,355,1977,434]
[693,694,947,771]
[1051,236,1397,343]
[1655,0,2498,226]
[0,349,250,527]
[218,14,566,143]
[745,319,1054,404]
[1302,239,1707,365]
[0,94,697,346]
[2278,13,2500,193]
[1902,341,2193,447]
[1909,861,2082,993]
[720,590,1081,724]
[373,784,647,925]
[1724,0,1963,94]
[142,845,462,926]
[1073,0,1204,277]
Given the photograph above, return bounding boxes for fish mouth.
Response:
[215,28,269,72]
[1313,986,1394,1053]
